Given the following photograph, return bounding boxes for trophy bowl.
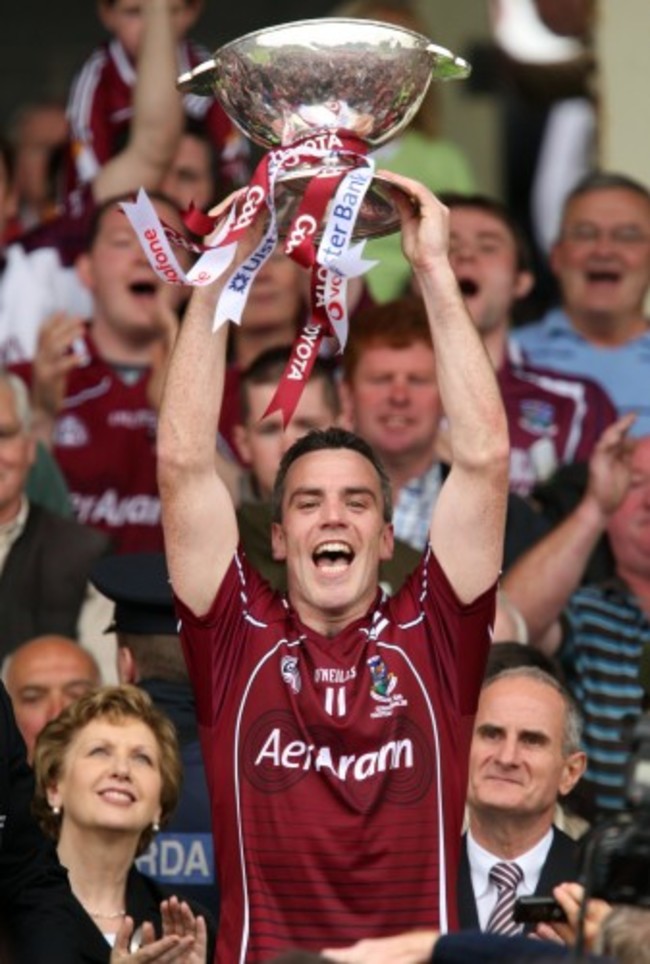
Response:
[178,18,471,239]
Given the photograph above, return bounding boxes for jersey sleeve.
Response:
[174,549,278,726]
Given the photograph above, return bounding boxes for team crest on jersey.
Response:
[518,400,557,437]
[54,414,89,447]
[280,654,302,694]
[367,654,407,718]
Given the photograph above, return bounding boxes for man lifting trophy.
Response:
[153,15,514,964]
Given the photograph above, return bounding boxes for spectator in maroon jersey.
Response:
[1,0,185,367]
[65,0,249,200]
[10,194,191,554]
[157,173,510,958]
[441,192,617,497]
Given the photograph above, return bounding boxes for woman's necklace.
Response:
[83,906,127,920]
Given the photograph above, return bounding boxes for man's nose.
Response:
[44,693,67,724]
[388,377,410,404]
[495,736,519,766]
[321,498,345,524]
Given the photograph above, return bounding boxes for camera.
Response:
[586,713,650,907]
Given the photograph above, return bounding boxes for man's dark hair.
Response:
[118,633,189,684]
[439,191,533,273]
[485,641,566,685]
[271,427,393,524]
[240,346,340,423]
[563,170,650,212]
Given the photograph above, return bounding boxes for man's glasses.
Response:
[562,223,650,248]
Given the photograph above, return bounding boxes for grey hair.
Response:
[482,666,584,756]
[595,905,650,964]
[0,370,32,431]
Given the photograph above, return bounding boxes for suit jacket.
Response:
[0,681,81,964]
[456,827,580,932]
[0,502,109,656]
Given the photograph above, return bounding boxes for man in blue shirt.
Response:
[513,172,650,435]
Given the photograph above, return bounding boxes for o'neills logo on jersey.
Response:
[143,228,182,284]
[287,324,321,381]
[73,490,161,527]
[254,728,413,782]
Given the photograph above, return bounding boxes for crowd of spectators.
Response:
[0,0,649,961]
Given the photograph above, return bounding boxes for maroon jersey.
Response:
[66,38,250,196]
[12,329,162,554]
[500,345,617,496]
[176,548,495,962]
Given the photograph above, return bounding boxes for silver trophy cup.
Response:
[178,18,471,239]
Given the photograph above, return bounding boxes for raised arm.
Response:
[502,415,636,653]
[157,195,258,614]
[94,0,183,202]
[382,171,509,603]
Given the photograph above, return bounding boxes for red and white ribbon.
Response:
[121,129,379,423]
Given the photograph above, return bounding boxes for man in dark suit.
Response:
[0,678,81,962]
[457,666,587,933]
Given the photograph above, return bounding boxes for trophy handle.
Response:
[426,44,472,81]
[177,61,217,96]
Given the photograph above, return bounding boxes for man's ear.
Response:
[558,750,587,798]
[117,645,137,684]
[75,252,94,293]
[379,522,394,562]
[549,240,564,279]
[271,522,287,561]
[513,269,535,301]
[233,424,252,467]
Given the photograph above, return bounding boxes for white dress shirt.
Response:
[466,827,554,929]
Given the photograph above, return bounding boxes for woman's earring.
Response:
[51,805,61,816]
[152,820,160,833]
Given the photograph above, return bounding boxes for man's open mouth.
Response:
[312,541,354,569]
[585,269,621,284]
[129,281,157,297]
[458,277,479,297]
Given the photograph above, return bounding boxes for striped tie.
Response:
[485,861,524,935]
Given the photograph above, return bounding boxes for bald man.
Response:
[3,635,101,760]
